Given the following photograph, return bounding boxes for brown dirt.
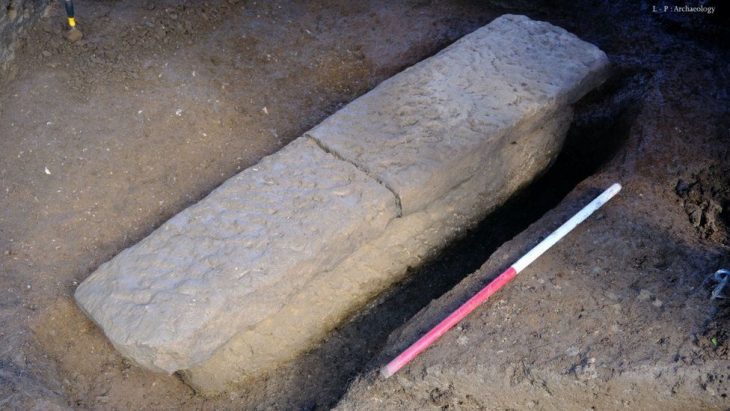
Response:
[1,0,729,410]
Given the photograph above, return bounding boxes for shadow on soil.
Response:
[228,69,651,410]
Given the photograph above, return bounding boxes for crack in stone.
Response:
[306,134,403,218]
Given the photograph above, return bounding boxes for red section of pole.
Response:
[381,266,518,378]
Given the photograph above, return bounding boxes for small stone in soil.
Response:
[65,28,83,43]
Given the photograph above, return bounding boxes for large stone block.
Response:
[75,137,399,373]
[308,14,608,215]
[75,14,609,393]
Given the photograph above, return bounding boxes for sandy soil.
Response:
[1,0,728,410]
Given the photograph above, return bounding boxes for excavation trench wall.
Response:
[74,14,610,394]
[0,0,47,77]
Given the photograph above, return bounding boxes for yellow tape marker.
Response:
[68,17,76,28]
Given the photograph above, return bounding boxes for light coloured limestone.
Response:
[75,14,609,392]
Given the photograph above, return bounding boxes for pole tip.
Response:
[380,365,395,379]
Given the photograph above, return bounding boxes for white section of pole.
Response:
[512,183,622,273]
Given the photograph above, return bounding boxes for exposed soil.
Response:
[1,0,729,410]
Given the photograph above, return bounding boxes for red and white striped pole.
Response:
[381,183,622,378]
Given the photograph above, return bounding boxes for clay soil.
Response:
[0,0,728,410]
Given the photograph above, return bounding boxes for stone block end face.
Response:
[74,137,399,373]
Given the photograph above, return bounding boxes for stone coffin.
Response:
[75,14,609,394]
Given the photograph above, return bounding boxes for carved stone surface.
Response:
[75,14,609,392]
